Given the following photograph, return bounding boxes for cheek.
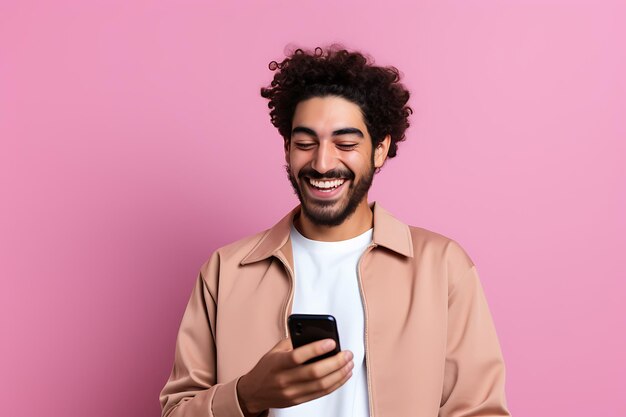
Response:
[288,152,308,172]
[344,153,372,172]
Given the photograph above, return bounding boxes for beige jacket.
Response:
[160,203,510,417]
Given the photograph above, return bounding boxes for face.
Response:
[285,95,389,226]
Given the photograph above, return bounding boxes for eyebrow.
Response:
[291,126,364,138]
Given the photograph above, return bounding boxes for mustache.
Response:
[297,167,355,180]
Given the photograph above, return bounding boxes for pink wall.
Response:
[1,1,625,416]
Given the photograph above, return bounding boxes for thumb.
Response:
[271,337,293,352]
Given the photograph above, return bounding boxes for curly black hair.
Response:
[260,45,412,159]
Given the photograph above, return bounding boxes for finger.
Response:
[285,361,354,404]
[296,371,353,405]
[287,339,337,367]
[282,350,353,384]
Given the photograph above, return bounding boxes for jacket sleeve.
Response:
[439,265,511,417]
[159,252,246,417]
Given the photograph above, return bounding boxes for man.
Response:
[160,46,510,417]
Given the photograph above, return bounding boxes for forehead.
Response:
[292,96,367,133]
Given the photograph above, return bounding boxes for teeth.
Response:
[309,178,345,189]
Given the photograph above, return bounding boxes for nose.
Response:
[311,141,339,175]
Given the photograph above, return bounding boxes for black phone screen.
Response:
[288,314,342,364]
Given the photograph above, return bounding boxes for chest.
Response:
[213,251,449,384]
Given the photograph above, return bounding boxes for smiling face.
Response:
[285,95,389,227]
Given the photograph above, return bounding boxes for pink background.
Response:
[1,1,625,416]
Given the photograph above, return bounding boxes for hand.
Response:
[236,338,354,416]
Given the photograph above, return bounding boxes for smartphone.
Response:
[288,314,341,364]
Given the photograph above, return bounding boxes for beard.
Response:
[286,161,375,227]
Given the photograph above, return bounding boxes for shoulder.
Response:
[373,203,475,272]
[197,207,297,283]
[407,224,475,275]
[198,229,270,276]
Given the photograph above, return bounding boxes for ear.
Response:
[374,135,391,169]
[284,138,290,165]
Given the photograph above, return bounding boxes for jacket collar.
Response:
[241,202,413,266]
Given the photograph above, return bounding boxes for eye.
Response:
[295,142,315,150]
[337,143,357,150]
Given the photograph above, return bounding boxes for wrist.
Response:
[236,374,261,417]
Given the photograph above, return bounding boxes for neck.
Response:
[295,199,373,242]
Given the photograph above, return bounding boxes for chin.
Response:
[301,200,355,227]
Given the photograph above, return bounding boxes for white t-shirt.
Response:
[269,224,372,417]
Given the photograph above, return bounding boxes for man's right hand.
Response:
[236,338,354,417]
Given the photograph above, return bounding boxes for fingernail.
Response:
[323,339,335,350]
[345,351,353,360]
